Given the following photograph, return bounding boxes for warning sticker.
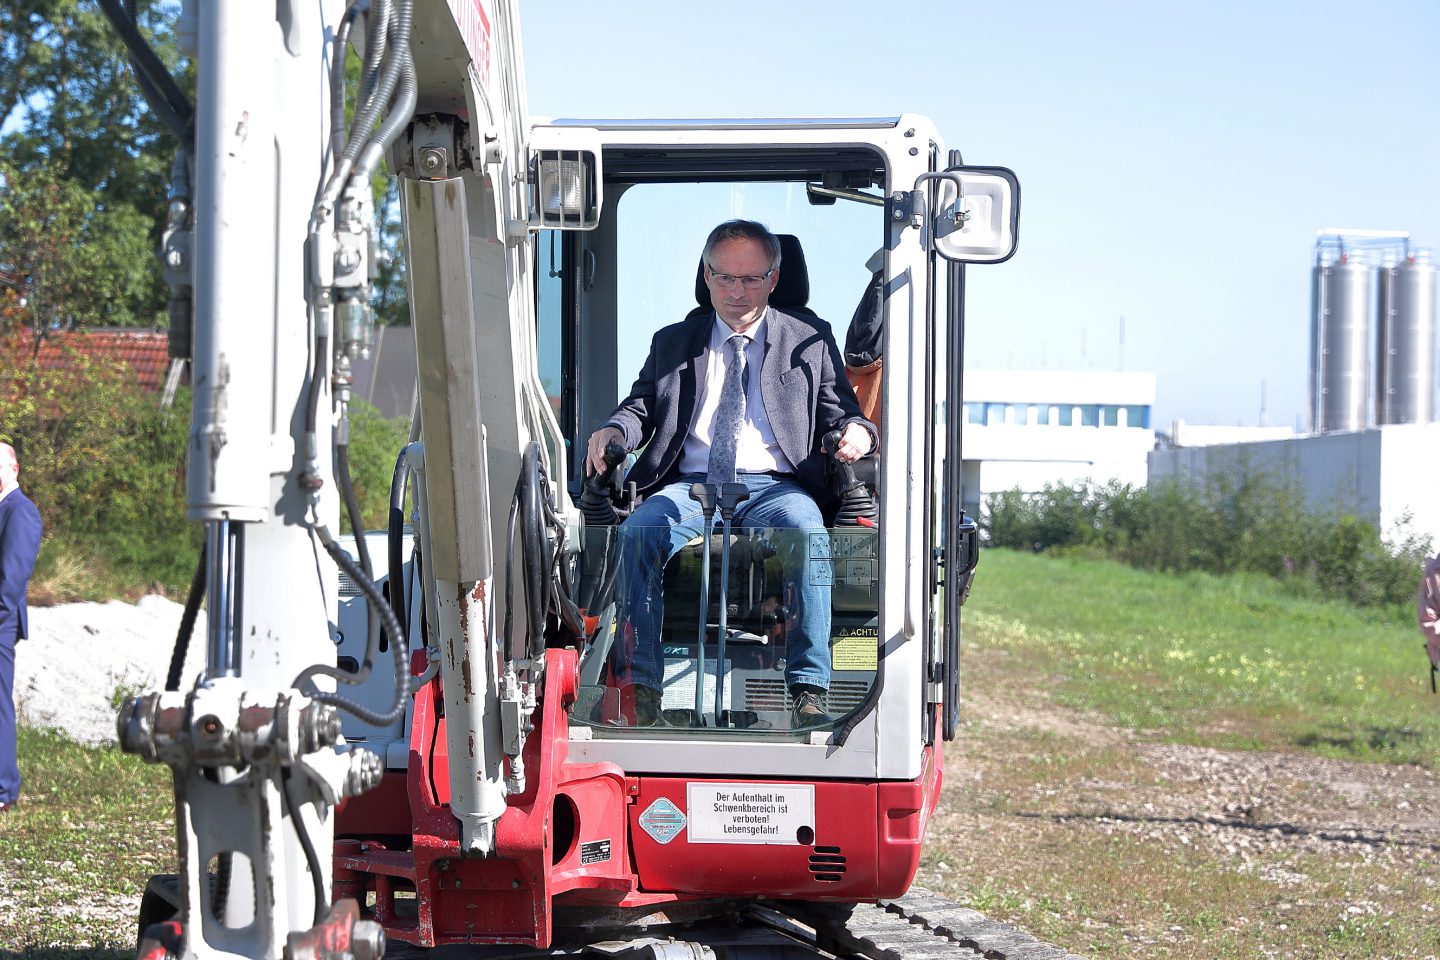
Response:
[686,783,815,845]
[832,625,878,671]
[637,797,686,845]
[579,838,611,864]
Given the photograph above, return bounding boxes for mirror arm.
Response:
[911,170,971,229]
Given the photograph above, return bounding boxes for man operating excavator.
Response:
[585,220,876,729]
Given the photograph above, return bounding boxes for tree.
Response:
[1,0,183,329]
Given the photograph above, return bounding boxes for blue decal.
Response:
[638,797,687,845]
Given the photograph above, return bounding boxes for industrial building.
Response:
[1150,229,1439,553]
[957,369,1157,519]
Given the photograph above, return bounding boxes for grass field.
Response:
[920,548,1440,960]
[966,548,1437,765]
[0,728,171,957]
[1,549,1436,958]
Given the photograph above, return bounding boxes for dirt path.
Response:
[919,647,1440,959]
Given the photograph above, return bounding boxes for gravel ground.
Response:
[15,596,205,745]
[915,645,1440,959]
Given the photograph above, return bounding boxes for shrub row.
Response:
[982,476,1431,611]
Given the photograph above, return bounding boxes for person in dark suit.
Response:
[586,220,875,728]
[0,442,42,811]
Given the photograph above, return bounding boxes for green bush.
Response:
[1,343,196,596]
[982,475,1429,611]
[342,399,411,533]
[0,341,411,597]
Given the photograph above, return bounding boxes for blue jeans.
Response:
[612,473,830,693]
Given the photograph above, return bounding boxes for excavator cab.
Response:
[565,227,881,735]
[536,130,892,742]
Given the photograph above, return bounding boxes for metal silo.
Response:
[1376,251,1437,425]
[1310,252,1373,432]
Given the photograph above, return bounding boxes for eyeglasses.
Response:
[707,266,775,289]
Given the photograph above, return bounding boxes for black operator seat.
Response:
[686,233,816,321]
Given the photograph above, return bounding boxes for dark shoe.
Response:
[790,685,832,729]
[633,685,663,727]
[0,800,15,813]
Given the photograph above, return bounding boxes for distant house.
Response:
[4,328,180,405]
[349,324,416,420]
[4,325,417,418]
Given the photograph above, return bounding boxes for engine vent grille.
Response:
[743,679,870,713]
[809,845,846,882]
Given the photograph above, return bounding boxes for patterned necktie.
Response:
[706,334,748,487]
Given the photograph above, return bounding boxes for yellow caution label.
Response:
[831,625,878,671]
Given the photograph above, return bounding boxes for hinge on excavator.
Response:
[888,190,921,229]
[399,114,474,180]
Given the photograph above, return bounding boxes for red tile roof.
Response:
[6,328,173,393]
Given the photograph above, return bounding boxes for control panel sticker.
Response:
[808,532,835,585]
[808,533,832,560]
[579,838,611,864]
[831,625,878,671]
[686,783,815,845]
[637,797,687,845]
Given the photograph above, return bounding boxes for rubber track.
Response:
[776,887,1087,960]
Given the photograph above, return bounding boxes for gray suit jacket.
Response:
[605,307,875,507]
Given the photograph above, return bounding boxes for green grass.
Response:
[0,728,173,955]
[966,548,1438,765]
[5,548,1437,958]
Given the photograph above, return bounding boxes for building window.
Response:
[1101,405,1120,427]
[1124,404,1150,429]
[1079,405,1098,427]
[967,403,984,425]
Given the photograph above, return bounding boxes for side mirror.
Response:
[526,125,604,230]
[924,166,1020,264]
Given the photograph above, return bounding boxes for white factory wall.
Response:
[1147,422,1440,552]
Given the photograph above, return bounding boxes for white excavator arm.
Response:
[112,1,573,956]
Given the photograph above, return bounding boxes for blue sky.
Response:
[521,1,1440,430]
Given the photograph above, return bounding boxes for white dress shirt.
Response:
[678,313,796,476]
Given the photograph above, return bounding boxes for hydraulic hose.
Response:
[363,0,415,153]
[541,495,586,639]
[506,444,587,660]
[521,445,548,658]
[337,444,375,574]
[329,2,363,161]
[165,542,209,692]
[129,63,191,145]
[349,3,417,184]
[293,450,380,690]
[98,0,193,140]
[280,767,327,925]
[387,446,411,642]
[503,489,521,663]
[301,524,410,727]
[343,0,393,164]
[337,441,381,651]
